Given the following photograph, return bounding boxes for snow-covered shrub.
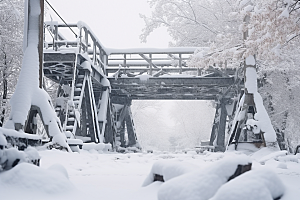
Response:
[210,168,285,200]
[0,163,75,193]
[0,132,7,149]
[142,160,199,187]
[82,142,111,153]
[82,143,97,151]
[1,148,26,171]
[0,127,42,150]
[251,148,288,164]
[43,134,70,152]
[24,146,41,166]
[156,154,251,200]
[95,143,105,151]
[103,143,112,152]
[0,141,40,172]
[276,155,299,163]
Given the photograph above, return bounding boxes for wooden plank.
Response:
[108,77,235,86]
[139,54,158,69]
[44,53,76,62]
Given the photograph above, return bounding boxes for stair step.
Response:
[69,111,75,116]
[66,126,74,130]
[75,88,82,92]
[67,122,75,126]
[73,96,80,100]
[77,75,85,79]
[76,83,83,87]
[68,118,75,122]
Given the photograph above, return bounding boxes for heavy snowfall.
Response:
[1,0,300,200]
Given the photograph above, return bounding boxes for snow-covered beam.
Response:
[108,77,234,86]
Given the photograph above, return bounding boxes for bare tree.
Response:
[0,0,23,126]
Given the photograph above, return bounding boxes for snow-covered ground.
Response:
[1,149,300,200]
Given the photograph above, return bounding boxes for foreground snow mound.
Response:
[0,163,75,193]
[157,154,251,200]
[142,160,199,187]
[251,147,287,164]
[210,168,285,200]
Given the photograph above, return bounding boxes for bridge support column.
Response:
[24,105,47,135]
[209,99,228,152]
[125,106,137,147]
[115,103,138,148]
[119,120,126,147]
[104,102,116,148]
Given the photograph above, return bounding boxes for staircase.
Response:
[64,71,86,136]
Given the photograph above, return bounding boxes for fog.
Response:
[131,100,215,151]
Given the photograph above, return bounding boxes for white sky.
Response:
[45,0,173,48]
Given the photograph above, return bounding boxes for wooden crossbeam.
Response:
[139,54,158,69]
[108,77,234,86]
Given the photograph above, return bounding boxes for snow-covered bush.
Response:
[142,160,199,187]
[0,132,40,172]
[0,163,75,193]
[82,142,111,153]
[149,154,252,200]
[210,168,285,200]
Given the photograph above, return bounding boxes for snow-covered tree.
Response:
[189,0,300,68]
[140,0,239,47]
[141,0,300,150]
[0,0,23,126]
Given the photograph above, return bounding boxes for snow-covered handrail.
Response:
[43,21,205,75]
[106,47,200,55]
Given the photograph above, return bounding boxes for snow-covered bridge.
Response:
[42,22,241,152]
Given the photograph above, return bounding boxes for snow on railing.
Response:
[43,21,206,76]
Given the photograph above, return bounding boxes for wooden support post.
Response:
[104,103,116,147]
[38,0,44,88]
[209,99,227,152]
[93,42,97,65]
[24,105,49,136]
[123,54,127,67]
[79,28,82,53]
[84,83,96,142]
[119,120,126,147]
[179,54,182,74]
[81,97,87,137]
[103,54,108,75]
[209,103,220,146]
[125,106,137,147]
[216,99,227,151]
[197,68,201,76]
[149,54,153,76]
[24,109,38,134]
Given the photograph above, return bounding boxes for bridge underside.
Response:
[109,77,236,103]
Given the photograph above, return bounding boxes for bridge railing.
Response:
[44,21,239,79]
[106,48,198,76]
[44,21,109,75]
[44,21,212,77]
